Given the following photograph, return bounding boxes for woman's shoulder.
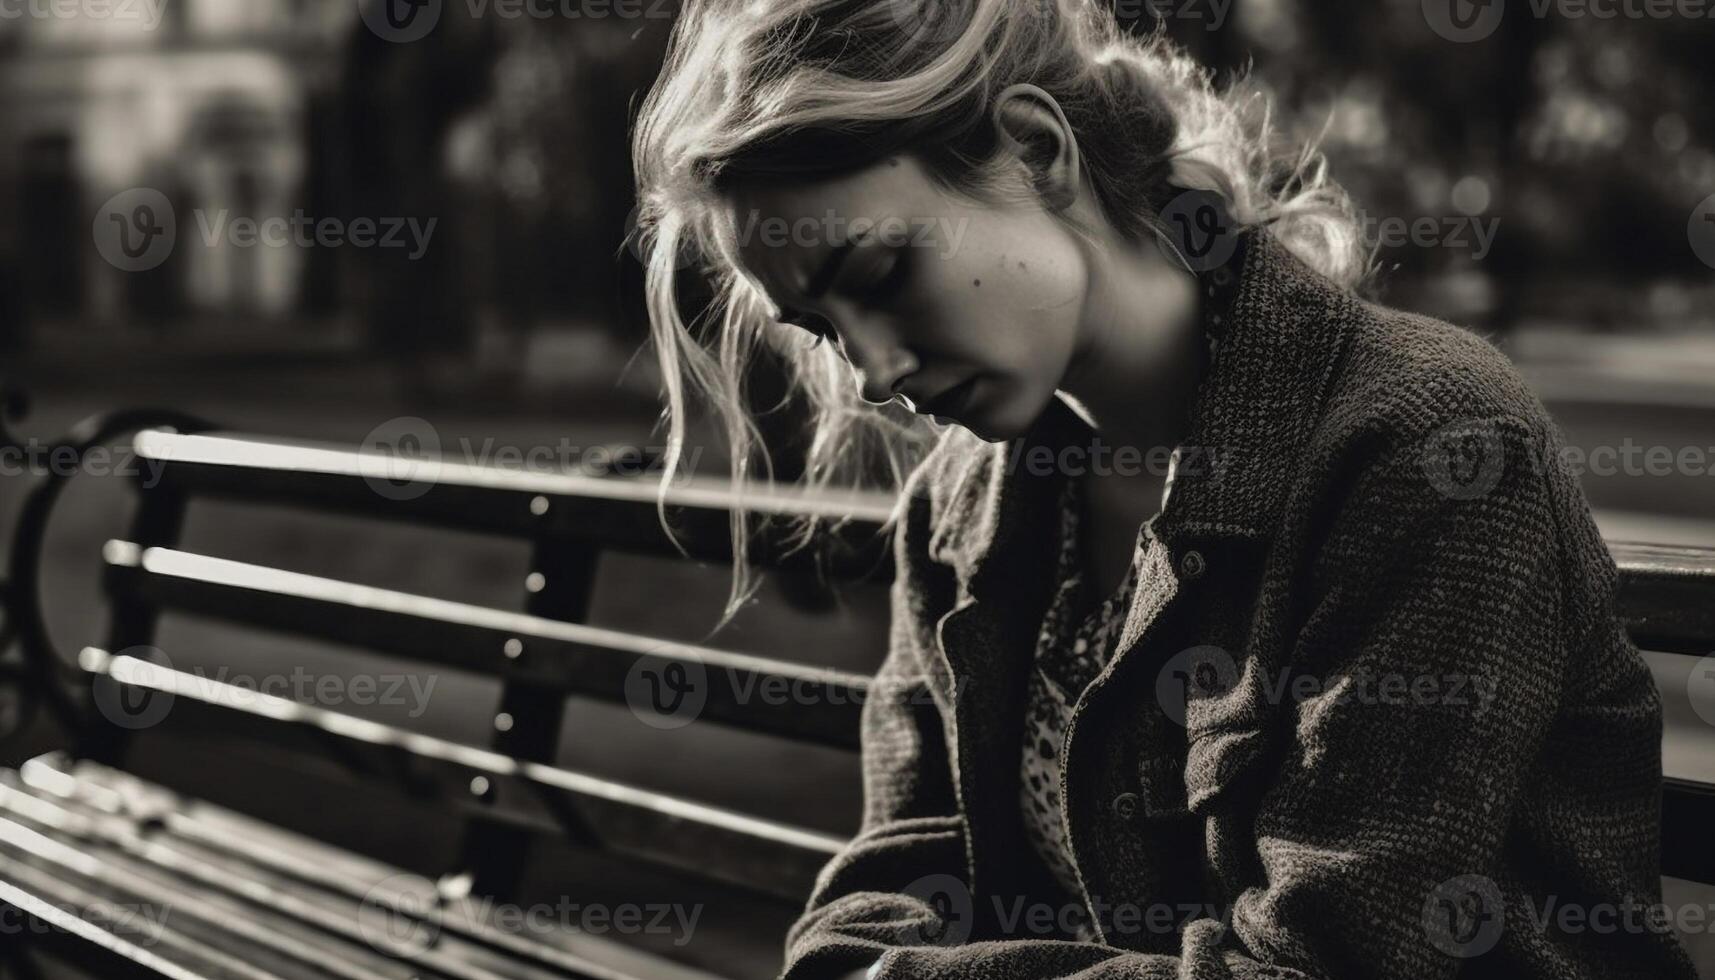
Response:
[1313,295,1564,463]
[1303,297,1615,603]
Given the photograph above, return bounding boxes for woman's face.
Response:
[730,154,1091,442]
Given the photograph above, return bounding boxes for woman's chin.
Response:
[926,379,1045,443]
[950,405,1025,444]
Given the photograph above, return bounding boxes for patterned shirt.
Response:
[1019,452,1183,939]
[1015,230,1241,937]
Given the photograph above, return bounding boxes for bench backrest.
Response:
[74,428,893,904]
[50,428,1715,900]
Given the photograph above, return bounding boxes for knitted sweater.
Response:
[780,227,1697,980]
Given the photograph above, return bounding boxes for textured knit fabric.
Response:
[1019,459,1181,930]
[780,226,1698,980]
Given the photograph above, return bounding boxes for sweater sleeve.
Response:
[779,475,987,980]
[792,416,1582,980]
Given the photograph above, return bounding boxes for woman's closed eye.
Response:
[780,242,911,352]
[853,246,911,305]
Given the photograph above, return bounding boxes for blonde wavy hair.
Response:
[630,0,1367,624]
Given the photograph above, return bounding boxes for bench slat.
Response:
[0,811,554,980]
[135,431,895,578]
[1662,776,1715,885]
[1610,542,1715,656]
[103,544,868,750]
[132,433,1715,649]
[1,773,674,980]
[11,754,731,980]
[0,841,316,980]
[101,537,1715,753]
[81,649,844,904]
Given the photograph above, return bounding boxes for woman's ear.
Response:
[991,83,1080,212]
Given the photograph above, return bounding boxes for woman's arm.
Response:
[790,417,1614,980]
[780,487,982,980]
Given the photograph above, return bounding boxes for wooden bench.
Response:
[1,416,1714,978]
[0,417,893,979]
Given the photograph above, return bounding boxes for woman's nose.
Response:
[841,321,918,406]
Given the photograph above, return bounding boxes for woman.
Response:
[630,2,1696,978]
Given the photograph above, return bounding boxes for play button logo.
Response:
[359,0,442,43]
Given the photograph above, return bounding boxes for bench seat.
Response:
[0,754,727,980]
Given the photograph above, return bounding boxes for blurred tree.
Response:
[1240,0,1715,329]
[447,8,675,345]
[339,0,498,393]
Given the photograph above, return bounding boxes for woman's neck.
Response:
[1058,234,1206,465]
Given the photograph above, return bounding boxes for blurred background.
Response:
[0,0,1713,976]
[3,0,1713,524]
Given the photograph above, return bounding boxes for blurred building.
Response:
[0,0,349,331]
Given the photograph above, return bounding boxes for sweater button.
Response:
[1179,550,1207,580]
[1112,793,1139,820]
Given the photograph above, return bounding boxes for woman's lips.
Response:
[921,376,979,420]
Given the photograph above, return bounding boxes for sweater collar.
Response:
[928,225,1357,594]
